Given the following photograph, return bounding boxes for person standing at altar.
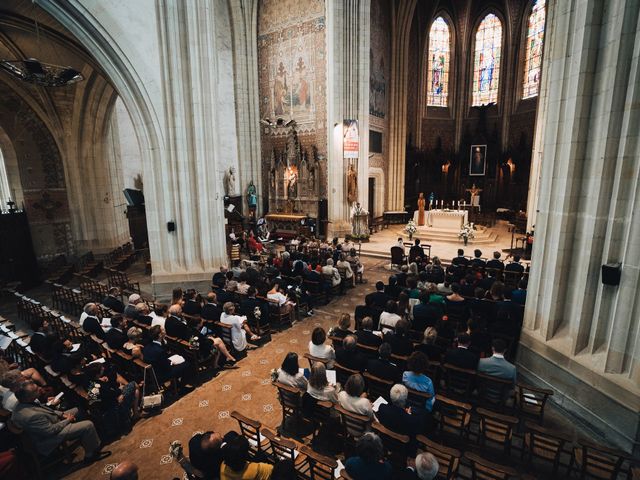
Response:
[417,193,426,226]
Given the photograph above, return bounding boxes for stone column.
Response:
[326,0,371,237]
[229,0,263,217]
[386,0,417,211]
[519,0,640,455]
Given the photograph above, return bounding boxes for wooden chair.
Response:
[390,353,409,371]
[406,386,434,411]
[328,335,343,350]
[371,422,410,468]
[441,363,476,399]
[515,382,553,424]
[569,441,628,479]
[297,445,338,480]
[356,343,379,359]
[434,394,472,442]
[476,407,519,455]
[390,246,406,267]
[307,397,334,443]
[335,405,371,455]
[303,353,331,370]
[522,421,573,476]
[334,363,359,387]
[274,382,303,436]
[416,435,462,480]
[363,372,393,401]
[230,411,270,460]
[261,427,305,467]
[476,373,514,411]
[464,451,519,480]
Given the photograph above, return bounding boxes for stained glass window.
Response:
[523,0,546,99]
[426,17,451,107]
[472,13,502,106]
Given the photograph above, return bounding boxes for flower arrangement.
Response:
[189,336,200,351]
[458,222,476,245]
[405,220,417,239]
[270,368,279,383]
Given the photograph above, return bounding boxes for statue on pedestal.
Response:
[223,167,236,196]
[347,164,358,204]
[246,181,257,218]
[417,192,426,226]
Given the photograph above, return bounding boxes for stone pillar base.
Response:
[151,270,216,301]
[517,336,640,456]
[327,220,352,240]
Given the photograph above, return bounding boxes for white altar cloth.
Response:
[414,209,468,230]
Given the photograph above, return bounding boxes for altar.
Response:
[414,209,468,230]
[265,213,310,238]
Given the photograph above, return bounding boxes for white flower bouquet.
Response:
[405,220,417,236]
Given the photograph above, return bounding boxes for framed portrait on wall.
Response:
[469,145,487,176]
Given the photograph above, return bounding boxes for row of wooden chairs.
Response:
[74,251,102,278]
[103,242,136,270]
[105,268,141,295]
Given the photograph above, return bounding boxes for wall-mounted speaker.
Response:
[601,263,621,286]
[167,221,176,233]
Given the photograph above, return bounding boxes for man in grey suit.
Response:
[477,339,516,383]
[11,382,106,462]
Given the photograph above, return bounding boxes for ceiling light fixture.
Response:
[0,58,83,87]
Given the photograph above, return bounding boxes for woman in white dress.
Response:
[276,352,307,390]
[219,302,260,352]
[307,362,339,402]
[308,327,335,368]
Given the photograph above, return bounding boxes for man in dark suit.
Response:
[142,326,194,391]
[478,339,517,383]
[211,266,228,288]
[399,453,440,480]
[377,384,424,455]
[355,317,383,348]
[412,292,441,332]
[451,249,469,267]
[123,293,142,320]
[165,305,191,341]
[335,335,366,371]
[28,318,56,360]
[384,275,403,300]
[365,342,400,382]
[354,296,381,330]
[409,239,425,263]
[511,279,527,305]
[486,251,504,272]
[182,289,202,316]
[444,333,479,370]
[102,287,125,314]
[201,292,223,323]
[365,281,389,309]
[505,255,525,275]
[478,270,498,292]
[81,303,105,340]
[471,249,486,269]
[239,286,269,329]
[383,320,413,356]
[189,430,239,480]
[105,316,128,350]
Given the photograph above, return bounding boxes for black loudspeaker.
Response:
[601,263,621,286]
[167,221,176,233]
[318,199,328,237]
[123,188,145,206]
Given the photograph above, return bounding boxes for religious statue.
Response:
[466,183,483,211]
[286,166,298,199]
[417,192,426,226]
[223,167,236,196]
[246,181,257,217]
[347,164,358,204]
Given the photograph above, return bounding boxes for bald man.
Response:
[110,460,138,480]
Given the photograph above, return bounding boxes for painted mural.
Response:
[258,0,325,135]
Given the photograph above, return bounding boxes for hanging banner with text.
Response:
[343,119,359,159]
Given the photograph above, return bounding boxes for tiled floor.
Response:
[1,256,611,479]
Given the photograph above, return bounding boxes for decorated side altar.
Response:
[265,213,309,238]
[413,209,468,230]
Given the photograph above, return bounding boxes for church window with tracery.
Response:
[426,17,451,107]
[472,13,502,106]
[522,0,546,99]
